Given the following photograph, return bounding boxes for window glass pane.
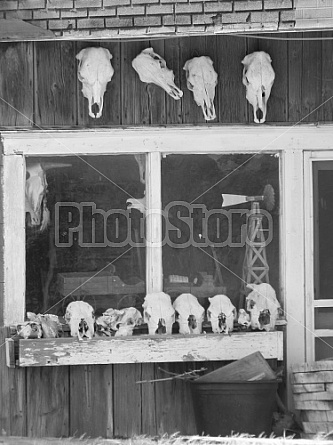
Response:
[25,155,146,318]
[314,166,333,299]
[315,307,333,330]
[161,153,280,330]
[315,337,333,361]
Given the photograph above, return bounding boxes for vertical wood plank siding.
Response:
[0,31,331,438]
[1,33,333,128]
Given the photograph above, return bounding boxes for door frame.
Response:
[304,151,333,362]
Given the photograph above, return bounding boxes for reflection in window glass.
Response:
[25,155,146,317]
[314,166,333,299]
[161,153,280,320]
[315,337,333,361]
[315,307,333,330]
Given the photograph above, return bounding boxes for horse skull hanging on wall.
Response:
[76,47,114,118]
[132,48,183,100]
[25,161,71,231]
[241,51,275,124]
[183,56,218,121]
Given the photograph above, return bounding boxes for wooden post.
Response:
[281,148,306,408]
[2,154,25,325]
[145,152,163,293]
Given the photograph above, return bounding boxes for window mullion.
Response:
[145,152,162,294]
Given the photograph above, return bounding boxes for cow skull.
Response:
[17,321,42,339]
[27,312,61,338]
[65,301,95,340]
[76,47,114,119]
[246,283,280,332]
[237,308,251,330]
[207,294,237,334]
[127,194,146,215]
[25,161,71,231]
[142,292,175,335]
[183,56,218,121]
[242,51,275,124]
[98,307,143,337]
[132,48,183,100]
[173,293,205,335]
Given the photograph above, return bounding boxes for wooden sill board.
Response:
[8,331,283,367]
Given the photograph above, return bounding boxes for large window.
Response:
[26,154,146,318]
[25,151,280,333]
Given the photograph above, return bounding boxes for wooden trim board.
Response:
[3,124,333,156]
[13,331,283,367]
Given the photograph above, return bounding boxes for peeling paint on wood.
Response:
[16,332,283,367]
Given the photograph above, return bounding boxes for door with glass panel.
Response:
[306,156,333,361]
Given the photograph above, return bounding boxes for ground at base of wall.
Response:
[1,435,333,445]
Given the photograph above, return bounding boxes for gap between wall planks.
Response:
[0,331,280,439]
[1,33,333,128]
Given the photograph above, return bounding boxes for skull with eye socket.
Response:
[207,294,237,335]
[242,51,275,124]
[183,56,218,121]
[173,294,205,335]
[132,48,183,100]
[143,292,175,335]
[76,47,114,119]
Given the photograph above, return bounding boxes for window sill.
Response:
[6,331,283,367]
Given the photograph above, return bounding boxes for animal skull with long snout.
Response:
[132,48,183,100]
[173,293,205,335]
[142,292,175,335]
[207,294,237,334]
[98,307,143,337]
[76,47,114,119]
[246,283,280,332]
[183,56,218,121]
[25,161,71,231]
[65,301,95,341]
[242,51,275,124]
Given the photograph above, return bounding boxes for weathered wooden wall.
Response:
[3,327,260,438]
[0,33,333,128]
[0,31,330,438]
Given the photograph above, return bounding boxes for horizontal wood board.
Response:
[16,332,283,367]
[0,33,333,128]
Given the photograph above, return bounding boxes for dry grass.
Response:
[2,434,333,445]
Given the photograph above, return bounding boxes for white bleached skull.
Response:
[76,47,114,119]
[25,161,71,232]
[132,48,183,100]
[142,292,175,335]
[237,308,251,331]
[183,56,218,121]
[207,294,236,334]
[246,283,280,332]
[126,194,146,215]
[27,312,61,338]
[242,51,275,124]
[173,293,205,335]
[65,301,95,340]
[17,321,42,339]
[99,307,143,337]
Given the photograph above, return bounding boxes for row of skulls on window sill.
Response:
[77,46,275,124]
[17,283,280,341]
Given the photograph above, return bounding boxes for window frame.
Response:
[2,124,317,367]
